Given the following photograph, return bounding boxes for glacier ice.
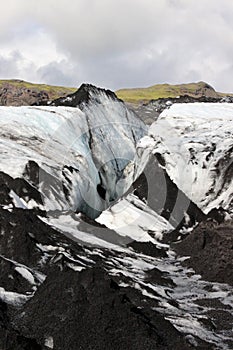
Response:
[0,89,147,218]
[145,103,233,215]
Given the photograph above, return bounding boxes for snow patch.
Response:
[97,195,173,243]
[44,336,54,349]
[15,266,35,285]
[0,287,29,306]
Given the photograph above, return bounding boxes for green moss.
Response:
[116,81,219,103]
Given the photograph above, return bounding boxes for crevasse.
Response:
[0,88,147,218]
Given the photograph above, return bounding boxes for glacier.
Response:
[0,87,146,218]
[1,85,233,350]
[143,102,233,216]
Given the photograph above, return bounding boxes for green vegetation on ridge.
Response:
[0,79,77,100]
[116,81,220,103]
[1,79,232,105]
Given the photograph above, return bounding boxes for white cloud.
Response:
[0,0,233,91]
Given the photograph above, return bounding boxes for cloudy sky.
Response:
[1,0,233,91]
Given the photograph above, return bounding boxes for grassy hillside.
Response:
[116,81,220,104]
[1,79,232,105]
[0,79,77,100]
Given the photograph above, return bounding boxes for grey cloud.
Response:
[37,60,80,87]
[0,51,23,78]
[1,0,233,91]
[0,50,39,83]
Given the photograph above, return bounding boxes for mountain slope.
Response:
[0,79,76,106]
[1,79,233,106]
[116,81,225,103]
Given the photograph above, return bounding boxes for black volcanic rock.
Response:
[127,241,168,258]
[0,301,42,350]
[0,257,32,294]
[50,83,121,108]
[173,220,233,285]
[13,267,193,350]
[0,206,84,272]
[145,267,175,288]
